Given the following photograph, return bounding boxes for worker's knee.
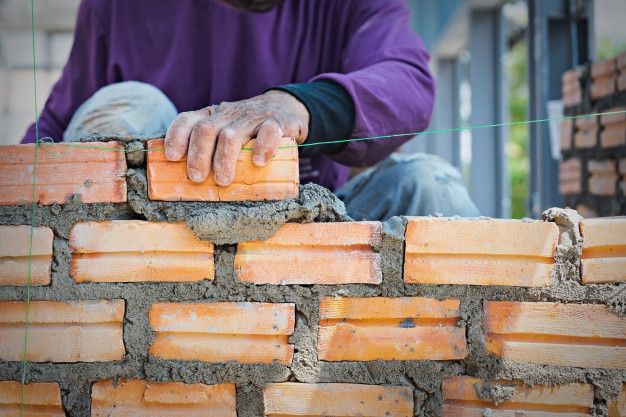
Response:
[338,153,480,220]
[63,81,178,141]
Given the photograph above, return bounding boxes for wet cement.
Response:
[0,148,624,416]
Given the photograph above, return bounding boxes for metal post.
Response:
[469,8,510,218]
[527,0,594,217]
[432,58,462,168]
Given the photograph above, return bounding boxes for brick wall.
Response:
[0,0,79,145]
[0,139,625,417]
[560,50,626,216]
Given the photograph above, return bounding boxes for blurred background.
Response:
[1,0,625,218]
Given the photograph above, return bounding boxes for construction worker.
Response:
[21,0,479,220]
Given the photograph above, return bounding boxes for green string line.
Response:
[34,109,626,154]
[21,0,40,413]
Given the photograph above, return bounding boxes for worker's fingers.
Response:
[213,121,255,186]
[253,119,283,166]
[164,111,203,161]
[186,119,219,183]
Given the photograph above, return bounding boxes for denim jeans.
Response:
[65,81,480,220]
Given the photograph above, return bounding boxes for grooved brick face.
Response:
[442,376,594,416]
[0,300,125,362]
[262,383,413,417]
[601,122,626,148]
[608,383,625,417]
[149,302,295,364]
[574,126,598,148]
[588,160,617,196]
[560,158,582,195]
[91,379,237,417]
[484,301,626,369]
[0,381,64,417]
[69,221,214,283]
[404,217,559,287]
[580,217,626,283]
[235,222,382,285]
[317,297,467,361]
[0,225,53,286]
[0,142,127,205]
[146,138,299,202]
[592,75,617,100]
[592,58,617,78]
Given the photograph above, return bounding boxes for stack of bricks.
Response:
[560,50,626,216]
[0,138,625,417]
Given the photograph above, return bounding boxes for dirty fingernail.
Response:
[253,155,266,166]
[188,168,203,182]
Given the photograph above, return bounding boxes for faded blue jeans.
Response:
[65,81,479,220]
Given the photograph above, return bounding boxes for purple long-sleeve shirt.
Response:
[22,0,434,191]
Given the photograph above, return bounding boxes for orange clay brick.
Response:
[0,381,64,417]
[560,118,573,150]
[404,217,559,287]
[0,142,126,205]
[601,107,626,126]
[149,302,294,364]
[484,301,626,369]
[608,383,625,417]
[574,126,598,148]
[563,88,582,107]
[442,376,594,417]
[262,383,413,417]
[560,158,582,195]
[575,115,598,130]
[0,300,125,362]
[592,75,617,100]
[318,297,466,361]
[562,67,583,86]
[69,221,214,283]
[146,138,298,202]
[592,58,617,78]
[580,217,626,284]
[0,225,53,286]
[235,222,382,285]
[601,122,626,148]
[91,379,236,417]
[588,160,617,196]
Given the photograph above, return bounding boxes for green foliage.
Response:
[507,42,529,219]
[596,37,626,60]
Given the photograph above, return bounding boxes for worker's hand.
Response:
[164,90,309,185]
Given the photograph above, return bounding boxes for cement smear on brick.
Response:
[126,169,349,244]
[0,184,624,416]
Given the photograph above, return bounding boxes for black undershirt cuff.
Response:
[270,80,355,157]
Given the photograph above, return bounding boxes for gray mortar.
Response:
[124,141,146,167]
[474,381,515,405]
[1,172,625,416]
[126,169,350,244]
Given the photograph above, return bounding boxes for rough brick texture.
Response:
[580,217,626,283]
[317,297,466,361]
[146,138,299,202]
[404,217,559,286]
[0,142,127,205]
[262,383,413,417]
[608,384,626,417]
[91,379,236,417]
[559,158,582,195]
[149,302,295,364]
[235,222,382,285]
[0,300,125,362]
[484,301,626,369]
[442,376,594,416]
[0,381,64,417]
[0,225,53,286]
[69,221,214,283]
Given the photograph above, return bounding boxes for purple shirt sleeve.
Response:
[21,0,109,143]
[311,0,435,167]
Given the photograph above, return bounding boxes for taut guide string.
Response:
[20,0,623,413]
